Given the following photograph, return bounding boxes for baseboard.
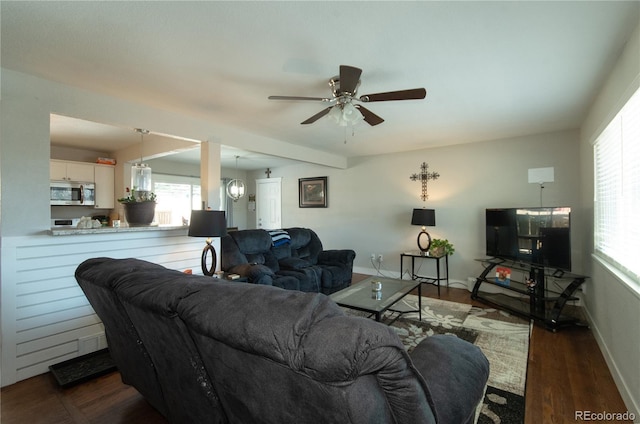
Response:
[583,307,639,418]
[352,266,400,278]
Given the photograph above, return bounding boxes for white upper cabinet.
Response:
[50,159,95,182]
[94,164,115,209]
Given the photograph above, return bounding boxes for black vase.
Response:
[123,202,156,226]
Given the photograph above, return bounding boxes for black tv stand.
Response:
[471,258,588,331]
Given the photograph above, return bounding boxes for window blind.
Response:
[593,87,640,285]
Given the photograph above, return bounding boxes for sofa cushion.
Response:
[177,282,342,362]
[303,315,437,423]
[271,243,291,259]
[113,269,227,423]
[176,281,437,423]
[231,229,272,253]
[228,263,275,285]
[221,234,248,268]
[74,257,169,418]
[287,227,322,264]
[279,257,312,270]
[410,335,490,424]
[276,269,319,292]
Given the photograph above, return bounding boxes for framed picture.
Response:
[299,177,328,208]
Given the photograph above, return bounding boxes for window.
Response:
[593,86,640,285]
[153,174,201,226]
[220,178,235,227]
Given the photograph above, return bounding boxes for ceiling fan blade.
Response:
[359,88,426,102]
[355,105,385,126]
[339,65,362,95]
[301,106,333,125]
[269,95,331,102]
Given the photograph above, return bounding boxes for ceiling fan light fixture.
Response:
[328,102,364,127]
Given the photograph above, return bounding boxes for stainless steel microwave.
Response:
[50,181,95,206]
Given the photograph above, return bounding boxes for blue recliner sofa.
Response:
[221,227,355,294]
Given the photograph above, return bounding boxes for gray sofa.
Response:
[221,227,355,294]
[75,257,490,424]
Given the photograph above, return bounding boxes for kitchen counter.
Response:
[50,224,188,236]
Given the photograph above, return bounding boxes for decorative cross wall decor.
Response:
[265,168,272,178]
[410,162,440,201]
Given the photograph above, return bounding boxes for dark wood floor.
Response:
[1,277,631,424]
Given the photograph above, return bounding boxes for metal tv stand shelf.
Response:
[471,258,588,331]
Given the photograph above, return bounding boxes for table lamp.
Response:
[411,208,436,254]
[188,210,227,276]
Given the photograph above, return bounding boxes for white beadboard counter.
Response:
[50,224,187,236]
[1,229,213,386]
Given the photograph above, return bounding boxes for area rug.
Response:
[347,295,530,424]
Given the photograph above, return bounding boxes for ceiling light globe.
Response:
[226,179,246,202]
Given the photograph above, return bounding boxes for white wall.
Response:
[579,21,640,417]
[248,130,582,286]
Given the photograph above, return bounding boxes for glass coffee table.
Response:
[329,276,422,323]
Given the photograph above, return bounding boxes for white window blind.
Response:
[594,87,640,285]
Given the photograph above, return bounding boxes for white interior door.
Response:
[256,178,282,230]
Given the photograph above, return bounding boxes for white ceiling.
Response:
[2,1,639,170]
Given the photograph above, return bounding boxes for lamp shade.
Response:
[188,210,227,237]
[411,208,436,226]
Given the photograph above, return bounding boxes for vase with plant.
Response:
[429,239,455,257]
[118,187,157,226]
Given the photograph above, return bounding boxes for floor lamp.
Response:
[188,210,227,276]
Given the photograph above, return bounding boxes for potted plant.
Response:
[118,187,157,226]
[429,238,455,257]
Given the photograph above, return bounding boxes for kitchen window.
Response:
[153,174,201,226]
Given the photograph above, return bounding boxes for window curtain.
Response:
[220,178,234,227]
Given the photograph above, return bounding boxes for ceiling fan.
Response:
[268,65,426,126]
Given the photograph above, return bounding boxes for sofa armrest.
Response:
[278,257,312,270]
[409,335,489,424]
[228,263,275,285]
[318,249,356,265]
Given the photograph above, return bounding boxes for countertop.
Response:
[50,224,188,236]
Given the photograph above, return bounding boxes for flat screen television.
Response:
[485,207,571,271]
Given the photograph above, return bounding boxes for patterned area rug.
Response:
[347,295,530,424]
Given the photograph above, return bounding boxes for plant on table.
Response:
[429,239,455,256]
[118,187,157,203]
[118,187,157,226]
